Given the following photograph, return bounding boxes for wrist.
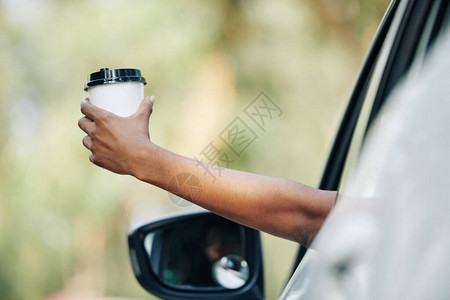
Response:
[129,141,174,189]
[129,141,158,181]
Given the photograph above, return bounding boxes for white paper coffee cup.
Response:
[84,68,147,117]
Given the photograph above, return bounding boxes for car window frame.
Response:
[288,0,449,287]
[365,0,441,131]
[289,0,400,273]
[290,0,449,275]
[339,0,448,194]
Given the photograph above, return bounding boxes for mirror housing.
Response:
[128,211,264,300]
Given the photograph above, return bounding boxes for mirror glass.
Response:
[212,254,250,289]
[143,216,248,290]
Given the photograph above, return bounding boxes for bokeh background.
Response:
[0,0,387,299]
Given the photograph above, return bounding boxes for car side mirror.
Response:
[128,211,264,300]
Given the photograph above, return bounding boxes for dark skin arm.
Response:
[78,96,335,247]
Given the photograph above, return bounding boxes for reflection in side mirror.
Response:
[144,215,247,290]
[213,255,250,289]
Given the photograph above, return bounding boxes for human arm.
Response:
[78,96,335,247]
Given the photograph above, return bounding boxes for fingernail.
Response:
[149,95,155,104]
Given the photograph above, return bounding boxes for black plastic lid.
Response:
[84,68,147,91]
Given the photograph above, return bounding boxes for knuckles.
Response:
[95,113,111,126]
[89,153,109,171]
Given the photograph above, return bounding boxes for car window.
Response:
[338,0,408,192]
[316,0,400,192]
[365,0,448,131]
[304,21,450,299]
[288,0,400,280]
[281,1,450,299]
[338,0,448,193]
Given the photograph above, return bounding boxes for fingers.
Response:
[78,116,95,134]
[135,95,155,120]
[89,153,95,164]
[83,136,101,168]
[84,137,99,167]
[82,135,93,150]
[80,97,108,121]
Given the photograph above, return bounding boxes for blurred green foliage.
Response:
[0,0,387,299]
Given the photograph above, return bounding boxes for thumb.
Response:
[135,95,155,120]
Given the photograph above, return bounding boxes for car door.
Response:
[280,0,449,298]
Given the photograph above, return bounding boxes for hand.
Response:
[78,96,155,175]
